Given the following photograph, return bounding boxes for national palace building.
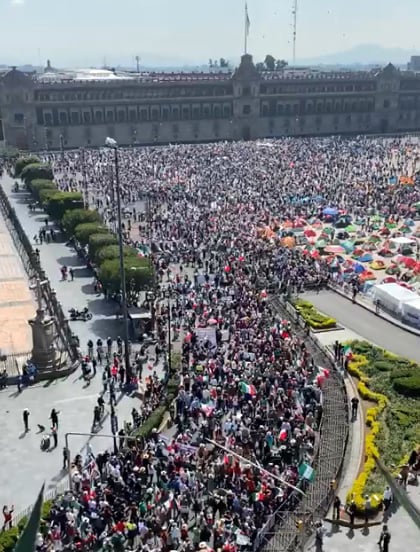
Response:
[1,54,420,151]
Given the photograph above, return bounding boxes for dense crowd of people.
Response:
[2,135,419,551]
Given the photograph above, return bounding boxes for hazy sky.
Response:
[1,0,419,67]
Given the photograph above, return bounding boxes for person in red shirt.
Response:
[2,505,14,531]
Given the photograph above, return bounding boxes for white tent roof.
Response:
[390,236,416,245]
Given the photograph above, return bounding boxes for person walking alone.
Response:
[378,524,391,551]
[23,408,30,432]
[50,408,59,429]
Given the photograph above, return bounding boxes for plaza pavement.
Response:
[0,207,35,358]
[0,174,166,513]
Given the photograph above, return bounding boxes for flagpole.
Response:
[244,1,247,54]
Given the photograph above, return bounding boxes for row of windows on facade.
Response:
[261,99,375,116]
[37,103,234,126]
[31,81,382,103]
[260,83,377,94]
[34,97,377,127]
[33,86,234,102]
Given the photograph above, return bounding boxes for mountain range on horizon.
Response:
[0,44,418,72]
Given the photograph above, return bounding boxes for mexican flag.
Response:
[253,483,267,502]
[239,381,257,396]
[298,462,315,483]
[343,345,353,359]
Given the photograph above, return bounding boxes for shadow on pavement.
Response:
[72,267,92,278]
[81,283,97,296]
[87,298,117,316]
[56,255,84,268]
[90,319,123,339]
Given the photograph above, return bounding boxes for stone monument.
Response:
[28,279,61,372]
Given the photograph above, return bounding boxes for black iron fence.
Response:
[0,183,79,367]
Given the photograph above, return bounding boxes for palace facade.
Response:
[1,54,420,151]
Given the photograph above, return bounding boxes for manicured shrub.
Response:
[293,299,337,329]
[62,209,101,235]
[15,156,40,177]
[89,233,118,261]
[0,526,19,551]
[74,223,108,246]
[392,375,420,397]
[45,191,84,220]
[98,257,153,294]
[134,406,166,438]
[29,179,57,201]
[95,244,137,264]
[371,360,394,372]
[20,163,53,184]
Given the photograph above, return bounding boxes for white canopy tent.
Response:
[390,236,416,246]
[371,283,418,314]
[402,297,420,328]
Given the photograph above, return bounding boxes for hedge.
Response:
[62,209,102,235]
[392,375,420,397]
[29,179,57,202]
[89,233,118,261]
[74,223,108,246]
[96,244,138,264]
[44,191,84,220]
[345,341,420,514]
[14,156,40,177]
[293,299,337,329]
[0,499,53,552]
[20,163,53,184]
[98,257,153,294]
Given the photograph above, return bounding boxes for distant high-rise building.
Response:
[0,54,419,151]
[408,56,420,72]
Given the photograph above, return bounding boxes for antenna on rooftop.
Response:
[292,0,298,65]
[135,55,141,73]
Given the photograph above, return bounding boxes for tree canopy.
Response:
[98,257,154,294]
[74,222,108,246]
[15,156,40,177]
[62,208,102,235]
[20,163,53,184]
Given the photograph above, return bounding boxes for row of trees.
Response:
[256,55,288,72]
[16,158,154,295]
[209,58,230,69]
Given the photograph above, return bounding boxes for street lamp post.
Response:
[105,137,131,384]
[80,147,87,209]
[59,134,64,159]
[164,288,176,376]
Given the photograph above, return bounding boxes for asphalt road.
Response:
[302,290,420,362]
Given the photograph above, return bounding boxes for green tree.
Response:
[264,54,276,71]
[89,233,118,261]
[255,62,265,71]
[98,257,153,294]
[74,222,108,246]
[62,208,102,235]
[20,163,53,184]
[44,191,83,220]
[15,156,40,177]
[219,58,229,68]
[29,179,57,201]
[96,244,138,264]
[275,59,288,70]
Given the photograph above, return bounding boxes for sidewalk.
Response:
[329,283,420,337]
[0,203,35,359]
